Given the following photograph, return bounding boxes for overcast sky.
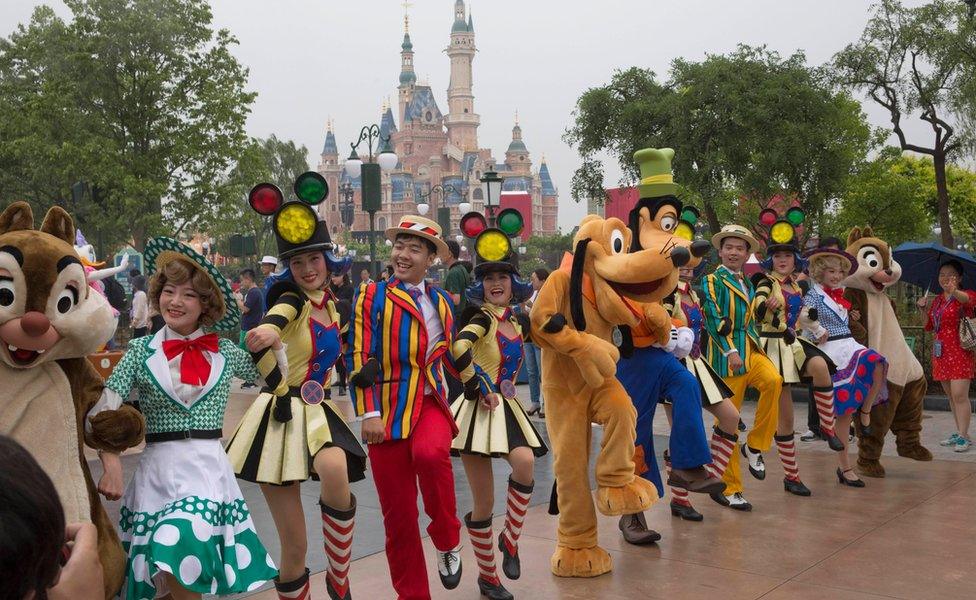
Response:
[2,0,934,232]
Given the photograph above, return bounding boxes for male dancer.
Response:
[348,215,463,599]
[702,225,783,510]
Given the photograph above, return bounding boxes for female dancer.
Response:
[659,264,742,520]
[451,254,548,600]
[802,248,887,487]
[752,231,845,497]
[226,185,367,600]
[91,238,277,599]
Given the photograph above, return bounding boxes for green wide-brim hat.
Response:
[634,147,679,198]
[144,237,241,332]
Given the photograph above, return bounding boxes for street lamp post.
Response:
[345,124,398,279]
[480,170,503,227]
[339,181,355,233]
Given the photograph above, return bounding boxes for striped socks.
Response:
[501,478,533,557]
[664,451,692,507]
[775,433,801,482]
[320,495,356,600]
[813,385,838,439]
[466,513,501,586]
[274,568,310,600]
[708,425,738,480]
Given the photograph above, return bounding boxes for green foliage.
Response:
[523,232,574,271]
[0,0,255,250]
[565,46,876,233]
[831,0,976,246]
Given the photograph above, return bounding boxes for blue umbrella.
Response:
[891,242,976,292]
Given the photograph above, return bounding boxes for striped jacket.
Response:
[347,278,456,441]
[702,265,764,378]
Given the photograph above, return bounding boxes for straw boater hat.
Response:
[803,247,858,277]
[385,215,450,260]
[144,237,240,331]
[711,224,760,254]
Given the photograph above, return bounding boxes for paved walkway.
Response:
[88,383,976,599]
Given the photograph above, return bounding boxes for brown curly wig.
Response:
[148,256,225,328]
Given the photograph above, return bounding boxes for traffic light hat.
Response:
[459,208,532,304]
[758,207,807,271]
[248,171,350,274]
[629,148,683,251]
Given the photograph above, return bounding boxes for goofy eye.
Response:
[0,278,13,307]
[610,229,625,254]
[660,216,677,232]
[57,287,79,314]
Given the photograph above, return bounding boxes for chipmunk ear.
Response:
[0,201,34,234]
[569,238,591,331]
[40,207,75,245]
[847,227,862,246]
[862,226,875,238]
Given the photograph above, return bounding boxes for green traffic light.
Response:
[294,171,329,205]
[497,209,523,236]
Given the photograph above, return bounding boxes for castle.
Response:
[315,1,559,244]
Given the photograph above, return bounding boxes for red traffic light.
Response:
[249,183,284,216]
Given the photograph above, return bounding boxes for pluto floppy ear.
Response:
[847,227,862,247]
[627,207,643,252]
[40,207,75,245]
[570,238,591,331]
[0,201,35,234]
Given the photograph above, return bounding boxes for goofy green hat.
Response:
[628,147,684,252]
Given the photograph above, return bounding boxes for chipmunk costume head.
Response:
[0,201,145,598]
[842,226,932,476]
[530,215,674,578]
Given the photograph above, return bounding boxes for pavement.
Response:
[86,382,976,599]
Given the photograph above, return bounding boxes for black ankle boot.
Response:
[670,501,704,522]
[478,577,514,600]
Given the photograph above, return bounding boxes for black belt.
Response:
[827,334,852,342]
[145,429,222,443]
[761,331,786,339]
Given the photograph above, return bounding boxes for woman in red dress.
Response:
[919,260,976,453]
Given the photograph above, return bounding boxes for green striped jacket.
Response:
[702,265,764,378]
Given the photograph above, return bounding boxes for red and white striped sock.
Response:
[466,513,500,585]
[813,386,837,438]
[274,568,310,600]
[664,451,692,507]
[320,495,356,599]
[775,434,801,482]
[501,478,533,557]
[707,426,738,479]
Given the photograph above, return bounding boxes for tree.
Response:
[523,232,574,271]
[832,0,976,247]
[223,135,311,259]
[565,47,875,234]
[0,0,255,250]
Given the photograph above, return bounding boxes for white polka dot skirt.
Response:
[118,438,277,598]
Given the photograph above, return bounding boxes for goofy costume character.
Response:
[614,148,723,545]
[347,215,463,600]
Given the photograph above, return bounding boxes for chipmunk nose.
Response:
[884,269,892,276]
[670,246,691,267]
[21,312,51,337]
[691,240,711,258]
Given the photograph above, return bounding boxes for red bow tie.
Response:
[162,334,219,386]
[823,286,851,310]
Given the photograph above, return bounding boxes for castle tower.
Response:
[316,119,344,231]
[504,112,532,175]
[444,0,480,152]
[397,6,416,126]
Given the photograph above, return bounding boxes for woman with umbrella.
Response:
[917,259,976,453]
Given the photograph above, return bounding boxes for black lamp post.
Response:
[344,125,398,279]
[339,181,355,230]
[480,170,503,227]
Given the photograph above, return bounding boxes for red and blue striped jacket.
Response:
[346,278,457,441]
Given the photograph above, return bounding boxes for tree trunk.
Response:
[702,201,721,237]
[934,153,954,248]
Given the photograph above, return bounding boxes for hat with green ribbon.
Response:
[635,147,679,199]
[144,237,240,332]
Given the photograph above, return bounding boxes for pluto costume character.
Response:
[843,227,932,477]
[529,215,667,578]
[0,202,146,598]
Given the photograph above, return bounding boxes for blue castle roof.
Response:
[404,86,443,123]
[322,129,338,155]
[502,176,532,192]
[539,161,556,196]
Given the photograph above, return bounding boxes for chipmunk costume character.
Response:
[0,201,145,598]
[529,215,666,578]
[843,227,932,477]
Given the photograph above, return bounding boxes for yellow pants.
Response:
[721,351,783,495]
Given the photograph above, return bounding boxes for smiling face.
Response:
[391,234,436,285]
[289,250,329,292]
[719,237,749,272]
[771,251,796,276]
[159,280,204,335]
[482,270,513,307]
[678,266,695,282]
[0,204,116,369]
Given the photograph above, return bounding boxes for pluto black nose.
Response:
[691,240,710,258]
[670,246,691,267]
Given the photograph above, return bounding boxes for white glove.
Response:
[272,343,289,383]
[673,327,695,359]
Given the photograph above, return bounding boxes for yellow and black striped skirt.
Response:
[450,394,548,458]
[226,390,367,486]
[759,333,836,385]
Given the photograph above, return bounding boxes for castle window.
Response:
[473,188,483,200]
[464,108,468,113]
[520,155,525,160]
[378,217,387,230]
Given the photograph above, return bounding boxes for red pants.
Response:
[368,399,461,600]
